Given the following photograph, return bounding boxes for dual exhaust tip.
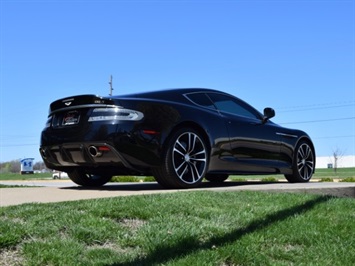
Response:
[40,145,110,159]
[88,145,110,158]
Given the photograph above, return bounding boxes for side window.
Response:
[185,93,216,109]
[207,93,260,120]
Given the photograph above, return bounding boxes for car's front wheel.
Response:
[153,128,208,189]
[285,141,315,183]
[68,169,112,187]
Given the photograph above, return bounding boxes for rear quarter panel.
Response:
[117,98,231,169]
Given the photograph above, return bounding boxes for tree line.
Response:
[0,160,48,173]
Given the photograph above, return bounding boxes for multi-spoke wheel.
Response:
[153,128,208,189]
[68,169,112,186]
[285,141,315,183]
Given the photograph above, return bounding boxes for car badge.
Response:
[63,98,74,106]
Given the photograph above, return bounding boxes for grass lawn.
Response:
[0,184,26,188]
[0,173,51,181]
[313,167,355,179]
[0,191,354,265]
[229,167,355,182]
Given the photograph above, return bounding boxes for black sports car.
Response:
[40,88,315,188]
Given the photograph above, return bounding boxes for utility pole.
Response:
[109,75,114,96]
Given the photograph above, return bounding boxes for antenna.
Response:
[108,75,114,96]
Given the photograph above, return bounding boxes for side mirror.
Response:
[263,107,275,123]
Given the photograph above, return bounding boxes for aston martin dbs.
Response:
[40,88,315,188]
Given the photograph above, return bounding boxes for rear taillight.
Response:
[88,107,144,122]
[45,116,52,128]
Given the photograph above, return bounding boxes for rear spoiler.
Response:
[49,95,115,114]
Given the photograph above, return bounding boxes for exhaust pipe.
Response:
[88,146,102,158]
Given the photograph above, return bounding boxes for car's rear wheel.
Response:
[285,141,315,183]
[68,169,112,187]
[153,128,208,189]
[205,174,229,182]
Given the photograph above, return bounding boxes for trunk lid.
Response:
[49,95,114,114]
[49,95,116,129]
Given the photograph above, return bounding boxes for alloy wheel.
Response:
[296,143,314,181]
[172,132,207,184]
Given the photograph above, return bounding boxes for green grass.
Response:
[319,177,334,182]
[229,167,355,181]
[110,176,141,182]
[313,167,355,179]
[0,184,29,188]
[0,173,51,181]
[340,177,355,182]
[0,191,354,265]
[261,176,279,182]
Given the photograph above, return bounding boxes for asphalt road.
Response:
[0,180,354,207]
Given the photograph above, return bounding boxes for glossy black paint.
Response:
[40,88,315,185]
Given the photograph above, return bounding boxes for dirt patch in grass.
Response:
[0,247,24,266]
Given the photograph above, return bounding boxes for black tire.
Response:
[205,174,229,183]
[68,169,112,187]
[285,141,315,183]
[153,128,208,189]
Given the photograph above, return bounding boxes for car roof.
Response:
[114,88,225,99]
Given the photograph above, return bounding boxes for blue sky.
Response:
[0,0,354,164]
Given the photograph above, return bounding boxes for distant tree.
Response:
[332,148,345,173]
[34,161,47,171]
[0,160,21,173]
[0,160,49,173]
[0,163,11,173]
[10,160,21,173]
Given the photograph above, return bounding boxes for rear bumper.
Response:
[40,142,129,167]
[40,136,163,175]
[40,121,165,174]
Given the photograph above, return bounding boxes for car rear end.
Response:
[39,94,146,176]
